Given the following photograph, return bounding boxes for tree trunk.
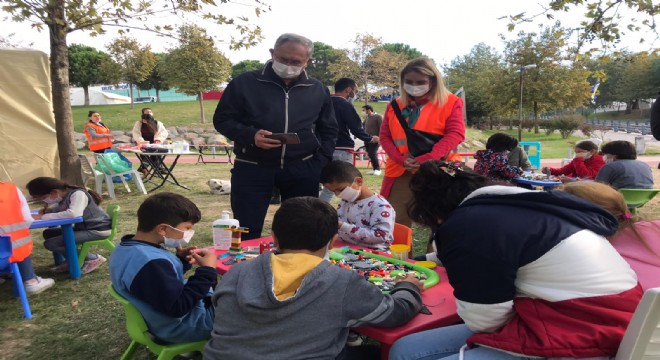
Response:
[156,88,161,102]
[48,0,82,185]
[198,91,206,123]
[83,85,90,106]
[129,83,134,109]
[533,101,539,134]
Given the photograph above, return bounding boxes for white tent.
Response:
[0,49,59,188]
[69,86,131,106]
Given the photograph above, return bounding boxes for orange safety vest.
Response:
[384,94,463,177]
[0,183,33,262]
[84,121,113,151]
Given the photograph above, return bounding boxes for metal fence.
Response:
[585,119,653,135]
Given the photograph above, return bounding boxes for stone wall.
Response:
[75,127,229,150]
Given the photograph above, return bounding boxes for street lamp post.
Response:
[518,64,537,141]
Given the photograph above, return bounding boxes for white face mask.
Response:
[272,60,303,79]
[404,83,430,97]
[337,182,360,202]
[603,155,613,164]
[163,226,195,248]
[43,196,62,204]
[361,110,367,116]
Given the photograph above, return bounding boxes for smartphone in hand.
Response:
[264,133,300,145]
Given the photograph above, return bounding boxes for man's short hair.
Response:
[320,160,362,184]
[334,78,357,93]
[136,192,201,232]
[141,107,152,114]
[362,105,374,112]
[601,140,637,160]
[274,33,314,58]
[272,197,338,251]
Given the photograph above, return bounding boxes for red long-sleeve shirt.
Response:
[549,154,605,179]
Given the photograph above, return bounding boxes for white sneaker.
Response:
[24,276,55,295]
[372,170,382,176]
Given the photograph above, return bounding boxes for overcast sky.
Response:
[1,0,654,66]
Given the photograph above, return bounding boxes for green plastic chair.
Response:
[77,204,120,267]
[619,189,660,215]
[108,285,208,360]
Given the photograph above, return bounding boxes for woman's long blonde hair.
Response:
[557,182,655,250]
[399,58,450,106]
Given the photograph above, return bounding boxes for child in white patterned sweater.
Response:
[320,160,395,251]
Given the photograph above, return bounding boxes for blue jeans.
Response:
[17,256,36,282]
[319,149,354,202]
[230,157,324,240]
[389,324,542,360]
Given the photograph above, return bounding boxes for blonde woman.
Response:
[379,58,465,227]
[559,181,660,291]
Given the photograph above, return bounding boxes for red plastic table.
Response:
[212,237,460,360]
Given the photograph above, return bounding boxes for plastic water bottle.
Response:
[212,211,239,250]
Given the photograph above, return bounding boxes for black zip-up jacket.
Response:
[213,61,338,167]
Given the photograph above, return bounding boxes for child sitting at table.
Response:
[204,197,423,360]
[320,160,395,251]
[26,177,111,274]
[473,133,523,181]
[109,192,217,344]
[542,140,605,179]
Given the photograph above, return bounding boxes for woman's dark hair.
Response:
[141,113,158,133]
[486,133,518,152]
[408,161,492,226]
[601,140,637,160]
[26,177,103,205]
[88,111,99,117]
[575,140,598,152]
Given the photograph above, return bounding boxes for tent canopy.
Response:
[0,48,59,189]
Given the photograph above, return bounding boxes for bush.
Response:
[543,118,581,139]
[579,123,593,137]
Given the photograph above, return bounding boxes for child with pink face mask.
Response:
[541,140,605,179]
[320,160,395,251]
[26,177,111,274]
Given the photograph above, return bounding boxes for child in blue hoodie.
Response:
[109,192,217,343]
[204,197,424,360]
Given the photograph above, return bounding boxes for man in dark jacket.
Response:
[651,92,659,140]
[319,78,378,202]
[213,33,338,240]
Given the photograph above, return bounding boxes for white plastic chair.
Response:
[615,287,660,359]
[79,154,105,194]
[94,154,147,199]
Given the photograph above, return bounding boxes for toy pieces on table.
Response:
[221,253,252,265]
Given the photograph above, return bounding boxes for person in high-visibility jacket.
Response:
[379,58,466,227]
[83,111,113,153]
[0,182,55,294]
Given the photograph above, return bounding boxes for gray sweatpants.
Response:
[43,228,111,260]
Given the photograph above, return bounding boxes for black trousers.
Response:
[365,143,381,170]
[230,157,323,240]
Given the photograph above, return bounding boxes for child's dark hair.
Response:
[601,140,637,160]
[575,140,598,152]
[486,133,518,152]
[136,192,201,232]
[272,197,338,252]
[362,105,374,112]
[26,177,103,205]
[141,107,152,114]
[408,161,492,226]
[319,160,362,184]
[88,111,98,117]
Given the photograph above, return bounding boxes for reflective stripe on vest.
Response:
[0,183,34,262]
[385,95,462,178]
